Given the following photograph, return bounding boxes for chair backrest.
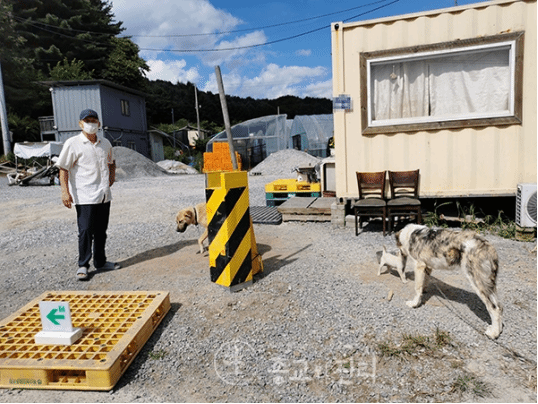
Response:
[356,171,386,200]
[388,169,420,198]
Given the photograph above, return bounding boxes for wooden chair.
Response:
[353,171,387,236]
[387,169,421,233]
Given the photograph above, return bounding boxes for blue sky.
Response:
[110,0,487,100]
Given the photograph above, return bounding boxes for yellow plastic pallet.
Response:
[265,179,321,193]
[0,291,170,391]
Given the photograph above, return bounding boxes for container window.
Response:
[360,32,523,134]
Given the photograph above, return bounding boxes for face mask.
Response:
[83,122,99,134]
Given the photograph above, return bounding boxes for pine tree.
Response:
[0,1,45,130]
[12,0,123,78]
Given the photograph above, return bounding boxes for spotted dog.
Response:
[395,224,503,339]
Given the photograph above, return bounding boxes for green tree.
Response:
[48,58,94,80]
[8,113,40,144]
[0,2,26,60]
[101,37,149,88]
[0,1,45,150]
[200,120,223,136]
[12,0,123,78]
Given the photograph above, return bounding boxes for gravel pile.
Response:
[114,147,170,180]
[115,147,321,180]
[0,170,536,402]
[250,149,322,177]
[156,160,198,174]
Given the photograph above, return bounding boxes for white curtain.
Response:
[429,50,510,117]
[371,48,510,122]
[372,61,429,120]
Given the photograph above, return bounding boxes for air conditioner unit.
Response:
[516,183,537,228]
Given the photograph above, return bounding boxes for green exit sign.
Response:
[38,301,74,332]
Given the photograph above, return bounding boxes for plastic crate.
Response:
[266,192,321,199]
[265,179,321,193]
[266,192,296,199]
[0,291,170,391]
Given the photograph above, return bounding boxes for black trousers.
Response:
[75,202,110,269]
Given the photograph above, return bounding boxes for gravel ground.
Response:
[0,163,536,402]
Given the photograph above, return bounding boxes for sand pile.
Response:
[250,149,322,177]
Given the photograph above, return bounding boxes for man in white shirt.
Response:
[56,108,120,280]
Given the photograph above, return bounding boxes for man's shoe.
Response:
[76,266,89,280]
[95,261,121,271]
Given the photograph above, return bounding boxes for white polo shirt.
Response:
[56,133,114,205]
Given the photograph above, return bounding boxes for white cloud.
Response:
[296,49,312,57]
[110,0,332,99]
[200,30,267,67]
[112,0,267,72]
[111,0,241,38]
[303,79,333,99]
[146,59,200,83]
[242,64,328,99]
[201,70,242,96]
[111,0,263,66]
[202,63,331,99]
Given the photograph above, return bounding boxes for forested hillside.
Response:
[0,0,331,152]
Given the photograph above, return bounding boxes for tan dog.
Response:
[175,202,208,254]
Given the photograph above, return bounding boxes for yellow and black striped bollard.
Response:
[206,171,262,291]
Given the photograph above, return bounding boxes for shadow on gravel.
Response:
[112,301,182,392]
[119,240,197,268]
[356,220,386,235]
[259,243,312,276]
[414,274,492,324]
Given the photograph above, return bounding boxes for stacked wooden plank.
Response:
[277,196,334,222]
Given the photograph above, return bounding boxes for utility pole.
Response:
[0,61,11,155]
[171,107,175,147]
[215,65,238,170]
[195,85,202,141]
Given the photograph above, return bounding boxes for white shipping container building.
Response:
[331,0,536,213]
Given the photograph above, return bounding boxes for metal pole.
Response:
[0,61,11,155]
[214,65,238,170]
[171,108,176,147]
[195,85,202,140]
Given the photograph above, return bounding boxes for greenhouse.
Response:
[207,115,288,169]
[207,114,333,169]
[289,114,333,158]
